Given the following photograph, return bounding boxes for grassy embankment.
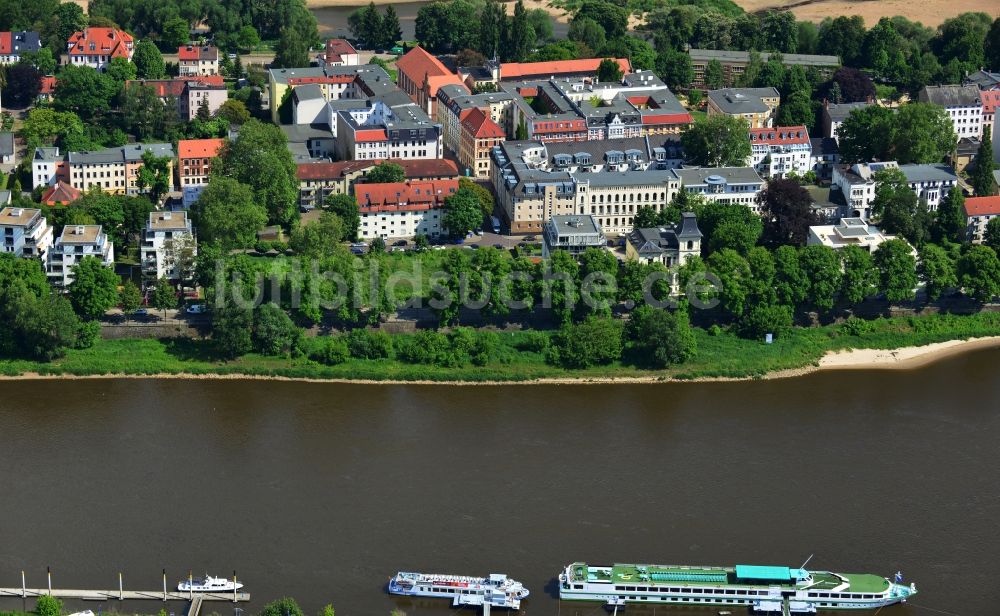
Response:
[2,312,1000,382]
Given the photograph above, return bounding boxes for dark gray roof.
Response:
[67,143,173,165]
[280,123,334,143]
[918,85,981,107]
[628,214,701,255]
[673,166,764,187]
[899,163,957,184]
[707,88,778,114]
[292,84,324,102]
[549,215,602,236]
[964,70,1000,91]
[0,132,13,157]
[6,31,41,55]
[823,101,871,122]
[810,137,839,156]
[678,211,702,239]
[689,49,839,67]
[575,169,680,188]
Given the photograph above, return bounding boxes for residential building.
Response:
[436,84,515,154]
[353,179,459,240]
[964,195,1000,243]
[268,64,397,124]
[832,161,900,219]
[281,123,338,160]
[395,46,465,116]
[178,138,226,207]
[458,107,505,178]
[807,217,902,252]
[0,132,14,165]
[296,158,459,208]
[65,27,133,71]
[964,70,1000,91]
[952,137,981,173]
[292,84,328,125]
[319,39,359,67]
[810,137,840,181]
[40,181,82,206]
[707,88,780,128]
[821,101,872,142]
[0,31,41,65]
[625,212,702,269]
[177,45,219,76]
[573,170,681,235]
[918,85,983,140]
[497,136,684,175]
[673,167,765,211]
[496,58,632,83]
[141,211,196,281]
[37,76,57,103]
[899,164,959,210]
[0,207,53,260]
[748,125,811,179]
[46,224,114,287]
[127,76,228,121]
[335,100,443,161]
[33,143,175,196]
[981,90,1000,138]
[542,215,605,257]
[688,49,839,89]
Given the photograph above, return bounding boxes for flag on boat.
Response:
[894,572,903,583]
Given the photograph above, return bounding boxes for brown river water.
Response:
[1,349,999,616]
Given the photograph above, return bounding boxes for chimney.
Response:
[74,226,85,235]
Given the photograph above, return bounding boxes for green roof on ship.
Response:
[735,565,792,581]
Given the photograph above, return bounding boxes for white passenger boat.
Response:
[177,575,243,592]
[388,572,529,609]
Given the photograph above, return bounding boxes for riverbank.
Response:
[1,313,999,384]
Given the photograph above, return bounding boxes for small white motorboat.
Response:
[177,575,243,592]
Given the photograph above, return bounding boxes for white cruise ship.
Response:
[388,572,529,609]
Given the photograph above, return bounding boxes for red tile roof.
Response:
[461,107,505,139]
[178,45,218,62]
[982,91,1000,114]
[354,128,389,143]
[499,58,632,80]
[325,38,357,63]
[396,46,464,98]
[355,179,459,212]
[0,32,10,55]
[178,138,226,160]
[66,27,133,58]
[965,196,1000,217]
[41,181,82,206]
[127,76,224,98]
[297,159,459,181]
[642,113,694,126]
[749,125,810,145]
[40,76,57,95]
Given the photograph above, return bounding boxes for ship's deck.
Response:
[570,564,890,594]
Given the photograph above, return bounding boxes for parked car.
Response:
[186,304,206,314]
[392,239,408,246]
[493,243,504,249]
[134,308,148,316]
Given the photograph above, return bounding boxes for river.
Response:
[1,349,998,616]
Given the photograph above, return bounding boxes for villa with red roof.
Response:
[178,138,226,207]
[178,45,219,76]
[395,46,465,116]
[354,179,459,240]
[965,195,1000,244]
[320,39,359,67]
[65,27,133,71]
[458,108,506,179]
[748,125,812,179]
[0,31,41,65]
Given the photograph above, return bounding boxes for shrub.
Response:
[470,331,499,366]
[36,596,62,616]
[74,320,102,349]
[346,329,393,359]
[398,330,467,367]
[308,336,350,365]
[736,303,793,340]
[841,315,875,336]
[546,317,623,369]
[516,330,549,352]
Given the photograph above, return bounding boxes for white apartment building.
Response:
[673,167,766,212]
[354,179,457,240]
[46,225,115,288]
[807,217,901,253]
[748,126,812,179]
[335,102,444,162]
[141,211,196,281]
[833,161,958,219]
[918,85,983,140]
[574,170,681,235]
[964,196,1000,244]
[0,207,53,260]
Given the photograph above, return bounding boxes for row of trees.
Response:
[414,0,553,60]
[348,3,402,51]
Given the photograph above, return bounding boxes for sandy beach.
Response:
[2,336,999,385]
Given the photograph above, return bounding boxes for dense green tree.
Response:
[870,168,928,246]
[918,244,957,302]
[839,245,877,305]
[624,305,696,367]
[119,279,142,316]
[703,59,724,90]
[530,41,579,62]
[479,0,506,59]
[987,18,1000,72]
[874,239,918,302]
[576,247,618,317]
[4,62,42,107]
[218,99,251,125]
[547,317,622,368]
[274,26,310,68]
[36,593,63,616]
[757,178,816,246]
[601,37,656,71]
[745,247,776,307]
[680,114,751,167]
[707,248,750,319]
[291,212,345,258]
[737,303,793,340]
[972,127,996,197]
[253,303,300,355]
[217,119,299,226]
[574,0,627,40]
[934,12,992,75]
[542,249,579,326]
[68,257,119,319]
[364,162,406,184]
[596,58,624,83]
[192,177,268,248]
[818,16,866,66]
[985,218,1000,254]
[698,202,762,255]
[957,245,1000,303]
[773,245,808,308]
[443,188,483,237]
[893,103,956,164]
[837,105,896,164]
[935,188,968,244]
[161,17,190,50]
[150,276,177,319]
[568,16,606,55]
[235,26,261,53]
[19,48,57,76]
[798,244,841,311]
[323,193,360,242]
[122,85,170,141]
[776,91,815,129]
[212,300,254,358]
[136,150,173,202]
[655,48,694,90]
[53,65,116,119]
[133,40,166,79]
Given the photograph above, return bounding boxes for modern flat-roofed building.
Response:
[964,195,1000,243]
[807,217,902,253]
[46,225,115,287]
[689,49,839,89]
[0,207,53,260]
[918,85,983,140]
[141,211,196,281]
[707,88,780,128]
[354,179,458,240]
[178,45,219,76]
[542,214,605,257]
[673,167,765,211]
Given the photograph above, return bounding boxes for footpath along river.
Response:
[1,348,999,616]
